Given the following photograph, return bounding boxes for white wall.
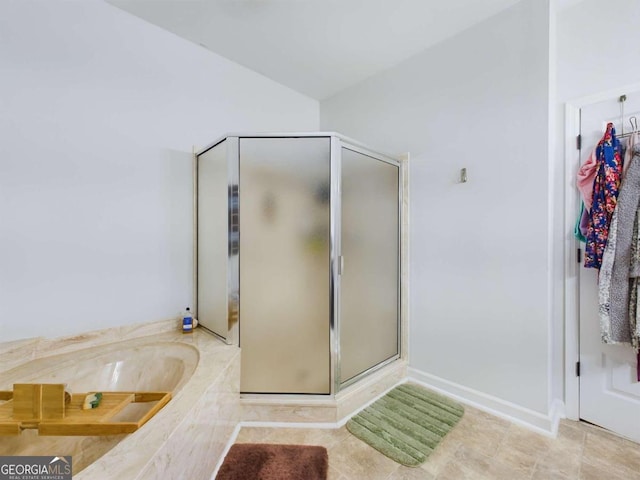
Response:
[0,0,318,342]
[322,0,552,416]
[557,0,640,102]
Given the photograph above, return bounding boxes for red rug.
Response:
[216,443,328,480]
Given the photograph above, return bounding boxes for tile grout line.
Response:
[493,420,512,457]
[529,449,540,480]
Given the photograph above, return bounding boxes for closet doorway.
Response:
[571,91,640,442]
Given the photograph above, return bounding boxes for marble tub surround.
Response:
[0,339,199,469]
[0,337,41,373]
[0,317,179,373]
[0,340,199,394]
[136,356,240,480]
[0,328,240,479]
[75,330,239,480]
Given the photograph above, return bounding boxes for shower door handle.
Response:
[338,256,344,275]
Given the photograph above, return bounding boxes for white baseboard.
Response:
[408,368,565,437]
[548,398,566,436]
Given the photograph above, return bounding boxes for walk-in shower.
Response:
[196,133,401,395]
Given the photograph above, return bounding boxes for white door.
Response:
[579,93,640,442]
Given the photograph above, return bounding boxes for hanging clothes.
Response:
[574,149,597,243]
[599,207,624,343]
[577,148,598,211]
[584,123,624,270]
[623,130,638,178]
[599,206,620,343]
[629,207,640,346]
[574,202,588,242]
[631,209,640,381]
[599,145,640,345]
[624,125,640,376]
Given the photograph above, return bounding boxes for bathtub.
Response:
[0,329,240,479]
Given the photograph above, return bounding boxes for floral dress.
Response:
[584,123,623,269]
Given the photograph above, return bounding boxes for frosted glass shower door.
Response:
[197,140,229,339]
[239,137,331,394]
[340,147,399,384]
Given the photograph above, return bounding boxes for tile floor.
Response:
[235,404,640,480]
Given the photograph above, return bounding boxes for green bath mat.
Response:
[346,383,464,467]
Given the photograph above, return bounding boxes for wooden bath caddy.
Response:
[0,384,171,436]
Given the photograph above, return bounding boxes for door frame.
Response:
[564,81,640,421]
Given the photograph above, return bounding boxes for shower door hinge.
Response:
[338,256,344,275]
[576,361,581,377]
[576,134,582,150]
[577,248,582,263]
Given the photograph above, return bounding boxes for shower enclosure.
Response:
[196,133,401,395]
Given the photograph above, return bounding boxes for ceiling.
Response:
[107,0,584,101]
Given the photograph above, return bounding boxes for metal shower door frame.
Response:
[333,138,403,392]
[195,132,402,395]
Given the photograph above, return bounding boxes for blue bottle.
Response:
[182,307,193,334]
